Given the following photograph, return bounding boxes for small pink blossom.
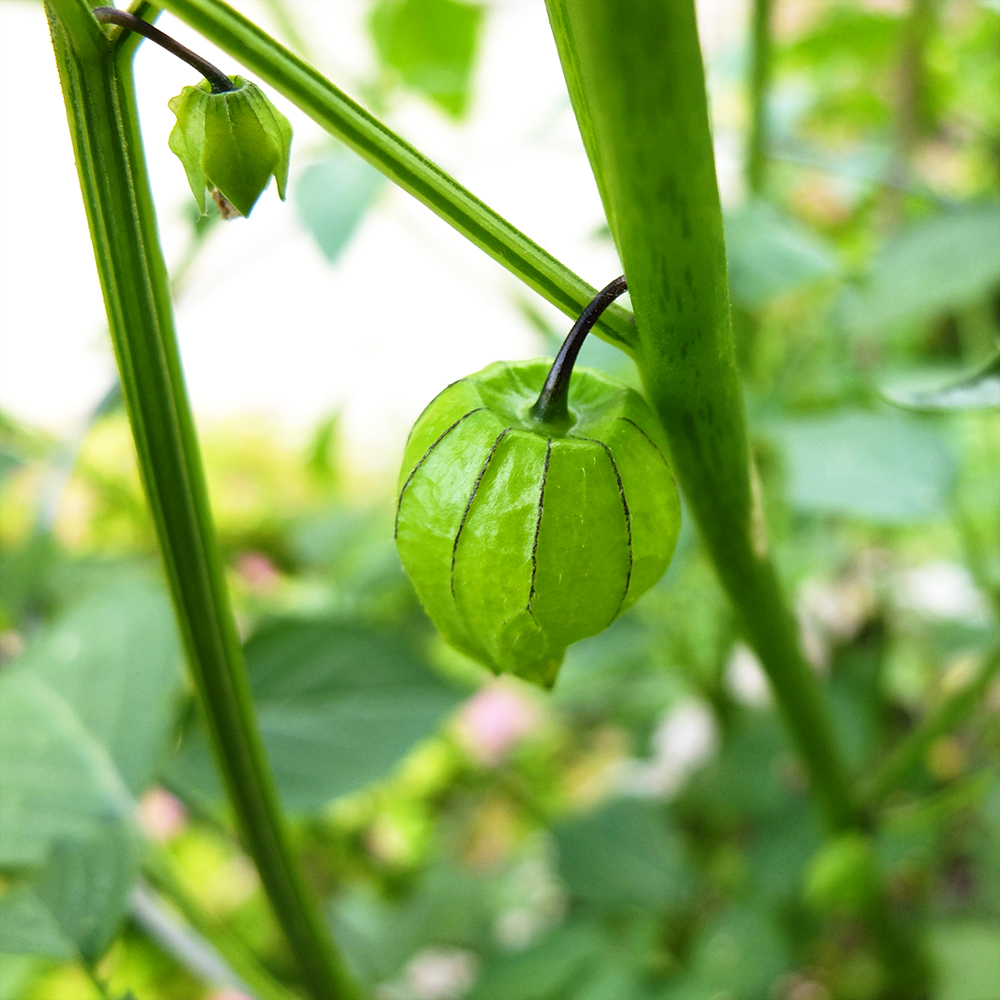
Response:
[455,680,540,767]
[138,787,187,842]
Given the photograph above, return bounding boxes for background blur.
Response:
[0,1,998,999]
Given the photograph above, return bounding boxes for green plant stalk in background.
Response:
[156,0,635,351]
[45,3,360,998]
[746,0,774,196]
[543,1,929,992]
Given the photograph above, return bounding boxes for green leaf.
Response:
[769,409,957,523]
[882,352,1000,412]
[930,923,1000,1000]
[295,147,384,263]
[14,577,183,798]
[0,670,134,869]
[370,0,484,119]
[0,825,140,963]
[467,922,603,1000]
[168,76,293,217]
[554,798,692,909]
[725,200,838,308]
[170,620,464,812]
[0,886,76,960]
[853,203,1000,333]
[660,907,790,1000]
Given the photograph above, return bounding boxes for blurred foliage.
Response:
[2,1,1000,1000]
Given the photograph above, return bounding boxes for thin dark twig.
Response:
[92,7,236,93]
[531,275,628,426]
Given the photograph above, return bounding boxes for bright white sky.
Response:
[0,0,747,478]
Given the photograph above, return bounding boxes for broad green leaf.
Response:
[370,0,484,119]
[0,954,48,998]
[467,922,603,1000]
[554,798,692,909]
[14,577,183,797]
[0,670,133,868]
[332,863,499,984]
[725,201,838,308]
[170,620,464,812]
[931,923,1000,1000]
[853,203,1000,333]
[882,353,1000,412]
[0,826,140,963]
[0,886,75,960]
[659,907,789,1000]
[295,147,384,263]
[769,410,957,523]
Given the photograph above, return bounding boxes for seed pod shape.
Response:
[168,77,292,218]
[395,360,681,688]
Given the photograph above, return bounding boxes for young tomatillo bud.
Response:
[168,78,293,218]
[395,277,681,688]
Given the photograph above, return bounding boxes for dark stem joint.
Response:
[92,7,236,94]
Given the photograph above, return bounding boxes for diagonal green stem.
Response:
[862,645,1000,808]
[46,4,360,998]
[155,0,635,351]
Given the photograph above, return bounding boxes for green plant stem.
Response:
[544,0,856,833]
[545,5,930,993]
[141,855,303,1000]
[746,0,773,197]
[46,5,360,998]
[155,0,635,351]
[862,645,1000,808]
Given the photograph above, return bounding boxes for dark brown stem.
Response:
[531,275,628,426]
[92,7,236,93]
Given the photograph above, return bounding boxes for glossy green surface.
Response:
[396,361,680,687]
[168,76,292,217]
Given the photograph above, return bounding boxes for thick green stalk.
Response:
[46,5,360,998]
[544,0,856,833]
[746,0,773,196]
[155,0,635,351]
[546,6,932,993]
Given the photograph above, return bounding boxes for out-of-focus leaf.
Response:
[930,923,1000,1000]
[554,798,692,909]
[725,201,838,308]
[332,863,499,984]
[804,833,878,914]
[0,886,75,959]
[14,577,182,797]
[370,0,484,119]
[0,955,47,999]
[882,353,1000,412]
[468,921,603,1000]
[853,204,1000,333]
[0,825,140,963]
[0,670,133,868]
[295,147,384,263]
[170,620,463,812]
[769,410,957,523]
[659,907,789,1000]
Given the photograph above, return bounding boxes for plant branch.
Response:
[93,6,235,92]
[155,0,635,351]
[862,645,1000,808]
[46,3,360,997]
[746,0,773,196]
